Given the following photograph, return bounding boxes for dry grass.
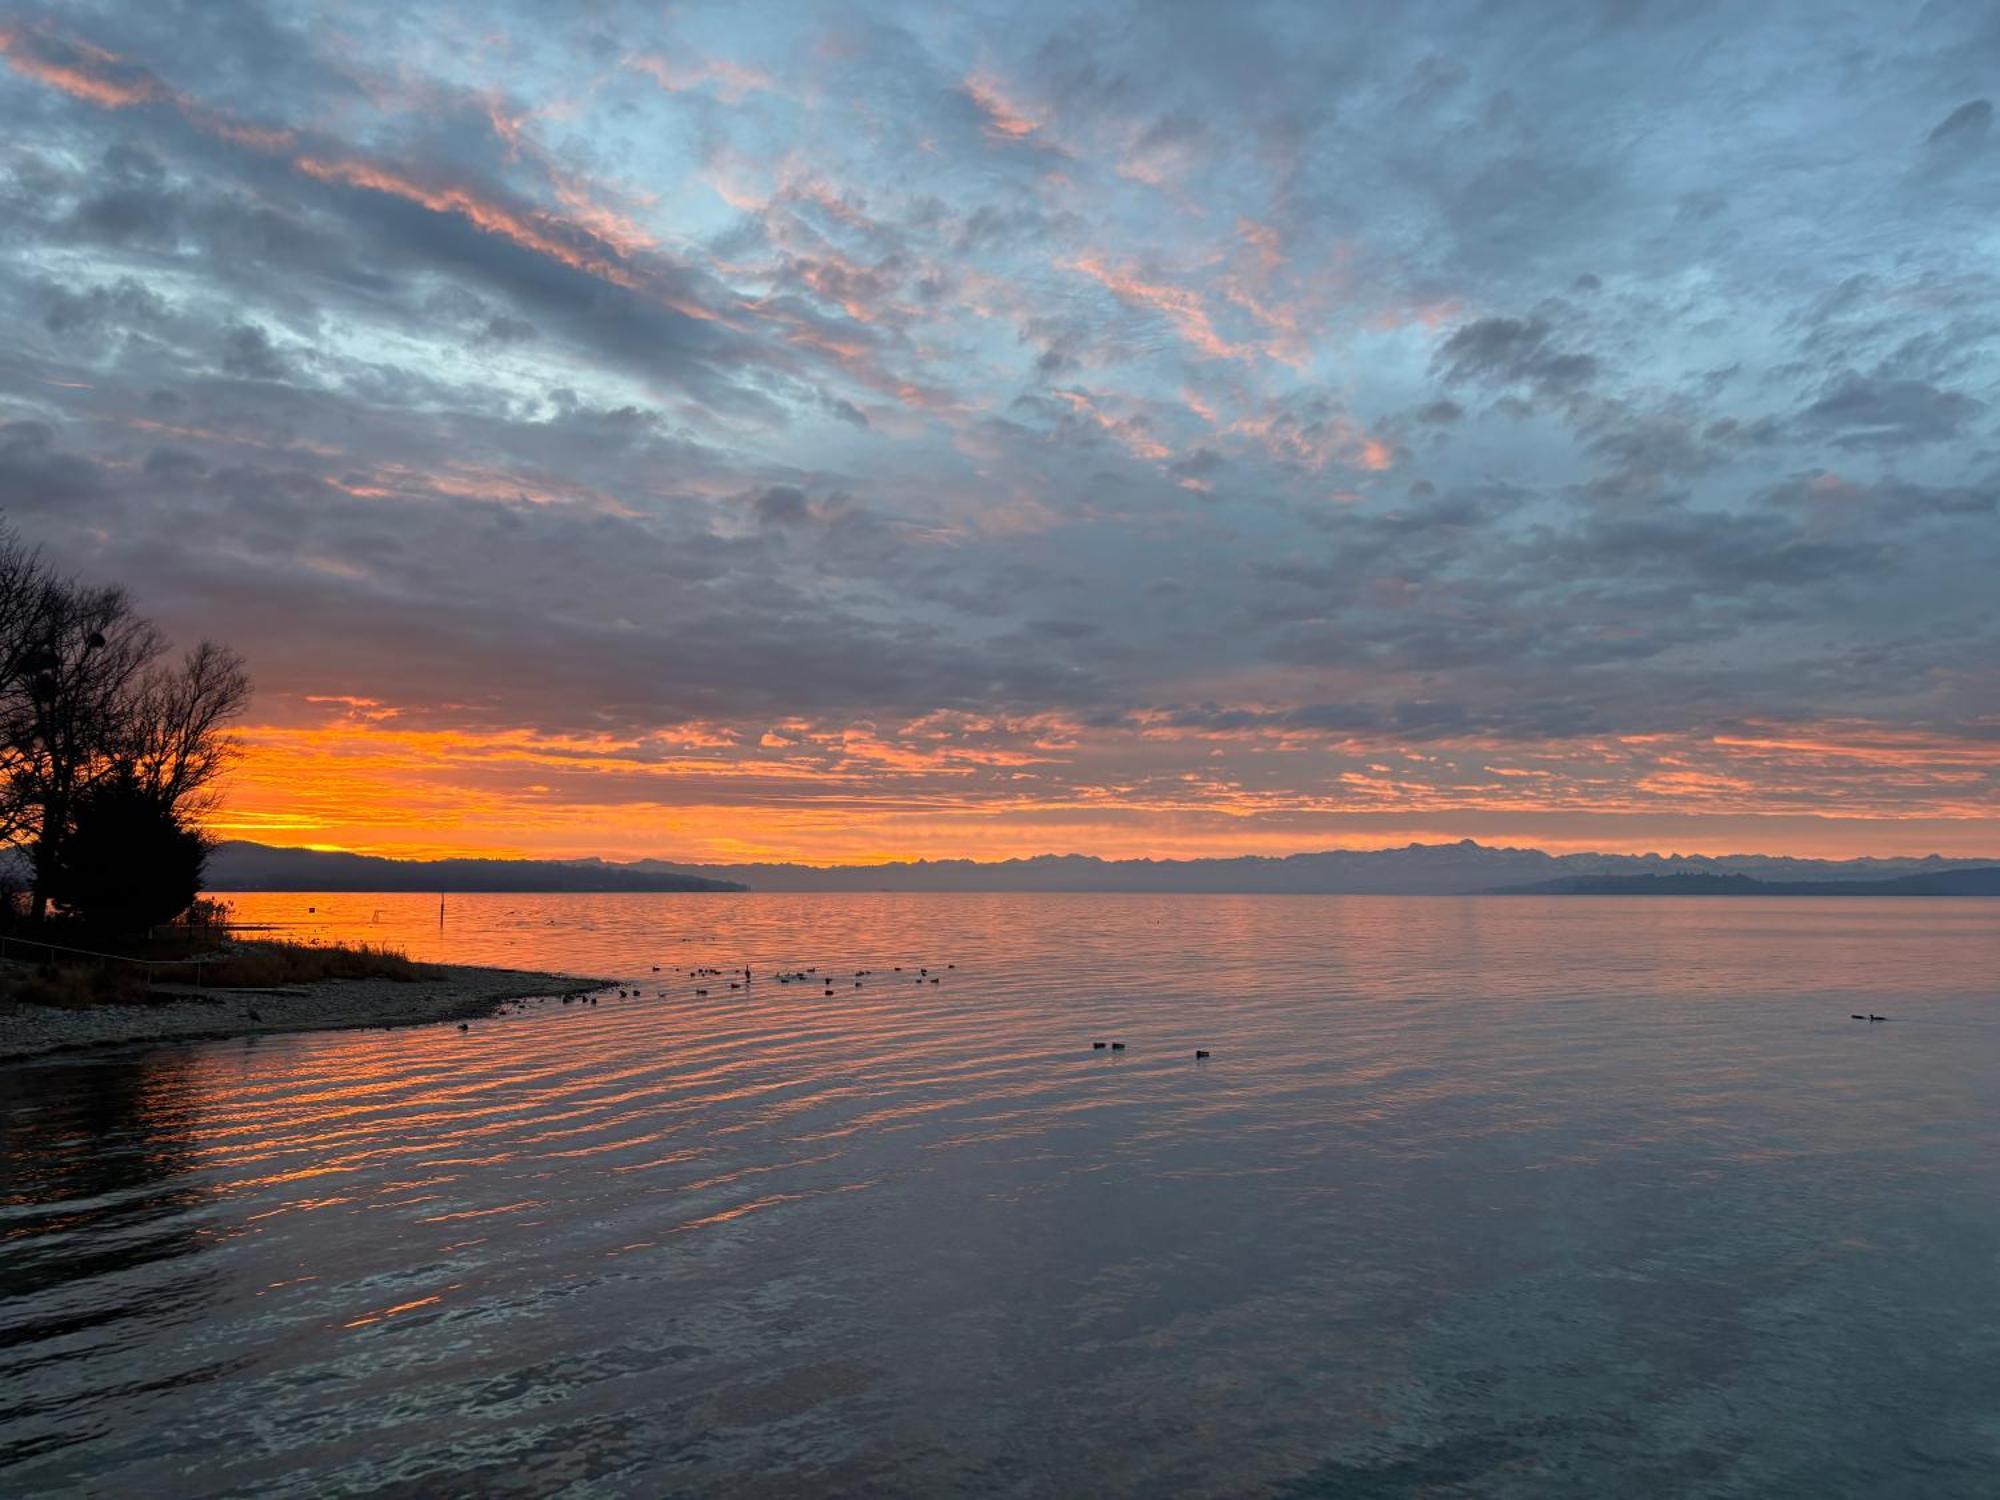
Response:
[0,937,435,1009]
[0,961,154,1010]
[194,939,437,988]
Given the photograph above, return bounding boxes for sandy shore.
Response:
[0,964,608,1063]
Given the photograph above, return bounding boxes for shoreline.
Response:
[0,963,608,1064]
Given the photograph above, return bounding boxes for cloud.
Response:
[1432,315,1599,394]
[1799,373,1981,448]
[0,421,111,508]
[220,321,286,379]
[750,483,811,524]
[38,276,170,338]
[1,1,1998,857]
[1926,98,1991,148]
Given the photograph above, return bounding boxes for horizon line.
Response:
[213,837,2000,869]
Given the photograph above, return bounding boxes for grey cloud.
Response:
[821,394,869,427]
[1535,506,1892,593]
[1761,472,1997,520]
[750,484,811,525]
[67,184,185,246]
[8,427,1105,732]
[1169,447,1223,482]
[4,0,2000,781]
[1581,407,1722,479]
[143,446,206,480]
[0,422,111,510]
[1432,316,1598,394]
[220,321,287,379]
[1926,99,1991,148]
[1799,373,1981,448]
[39,277,171,338]
[478,315,536,344]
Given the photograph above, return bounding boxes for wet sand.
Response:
[0,962,603,1061]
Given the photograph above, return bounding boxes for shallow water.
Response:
[4,892,1999,1497]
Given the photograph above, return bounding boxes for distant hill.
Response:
[201,839,2000,896]
[637,840,1998,895]
[1497,867,2000,897]
[204,842,744,893]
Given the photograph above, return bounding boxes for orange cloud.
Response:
[1066,254,1251,362]
[295,155,645,291]
[198,702,2000,868]
[625,51,773,104]
[2,27,734,332]
[963,74,1039,139]
[0,27,162,107]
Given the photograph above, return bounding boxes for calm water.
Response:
[4,893,1999,1497]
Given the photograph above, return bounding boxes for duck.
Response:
[1194,1049,1210,1059]
[1092,1041,1107,1049]
[1110,1042,1126,1051]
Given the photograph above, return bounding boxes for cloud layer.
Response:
[1,1,1996,859]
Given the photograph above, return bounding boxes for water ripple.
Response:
[3,892,2000,1495]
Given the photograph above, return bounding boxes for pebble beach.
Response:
[0,963,600,1061]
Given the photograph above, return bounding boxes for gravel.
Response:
[0,964,608,1062]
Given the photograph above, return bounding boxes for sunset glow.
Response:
[3,6,1996,864]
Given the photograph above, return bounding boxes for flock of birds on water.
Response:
[454,958,1905,1042]
[455,957,1218,1058]
[447,938,1904,1043]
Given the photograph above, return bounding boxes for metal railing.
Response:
[0,931,228,986]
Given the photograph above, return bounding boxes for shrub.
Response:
[36,773,207,934]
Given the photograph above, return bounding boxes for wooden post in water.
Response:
[439,894,445,929]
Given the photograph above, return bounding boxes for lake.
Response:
[4,893,1999,1496]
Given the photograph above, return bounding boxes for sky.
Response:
[1,0,1997,864]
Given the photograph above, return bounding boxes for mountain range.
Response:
[203,843,743,893]
[1498,868,2000,897]
[203,840,2000,896]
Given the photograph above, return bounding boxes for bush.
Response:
[36,773,208,934]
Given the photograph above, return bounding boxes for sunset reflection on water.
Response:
[5,894,2000,1495]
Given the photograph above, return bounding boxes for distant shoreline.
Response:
[0,963,608,1064]
[202,839,2000,897]
[1494,868,2000,897]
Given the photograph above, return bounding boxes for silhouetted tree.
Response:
[35,770,209,933]
[0,523,251,923]
[122,640,253,821]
